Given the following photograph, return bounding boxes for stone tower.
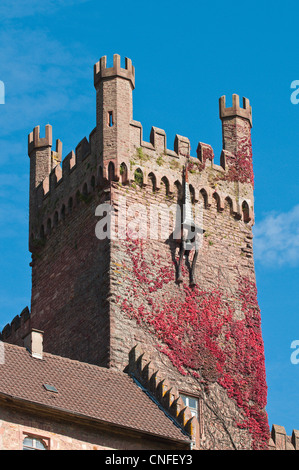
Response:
[2,54,269,450]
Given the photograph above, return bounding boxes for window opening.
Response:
[23,437,47,450]
[180,393,199,419]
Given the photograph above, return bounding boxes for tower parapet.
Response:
[269,425,299,450]
[219,94,252,127]
[94,54,135,90]
[28,124,52,155]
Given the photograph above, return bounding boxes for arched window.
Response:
[174,180,183,202]
[242,201,250,223]
[108,162,115,182]
[200,189,208,209]
[224,196,233,215]
[212,192,220,211]
[23,436,47,450]
[161,177,170,196]
[148,172,156,192]
[212,192,224,212]
[134,168,143,187]
[120,162,128,184]
[189,185,195,204]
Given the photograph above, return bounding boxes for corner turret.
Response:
[28,125,62,187]
[219,94,254,186]
[28,124,62,239]
[94,54,134,179]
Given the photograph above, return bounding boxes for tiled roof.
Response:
[0,343,190,444]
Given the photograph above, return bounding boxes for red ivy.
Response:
[223,133,254,186]
[120,237,269,449]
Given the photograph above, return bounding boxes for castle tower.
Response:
[219,94,254,186]
[94,54,135,181]
[28,125,62,244]
[2,55,268,450]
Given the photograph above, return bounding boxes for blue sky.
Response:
[0,0,298,436]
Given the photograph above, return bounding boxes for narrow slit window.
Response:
[108,111,114,127]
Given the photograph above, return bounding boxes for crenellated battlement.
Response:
[269,425,299,450]
[28,125,100,245]
[31,130,95,190]
[28,56,255,251]
[219,94,252,127]
[28,124,52,154]
[29,131,254,246]
[28,125,63,166]
[28,114,255,250]
[0,307,31,345]
[94,53,135,89]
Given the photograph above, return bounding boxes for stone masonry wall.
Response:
[108,175,268,450]
[29,189,111,366]
[3,183,112,367]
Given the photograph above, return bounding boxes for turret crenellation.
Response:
[28,124,63,175]
[219,94,252,127]
[94,53,135,90]
[28,124,52,155]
